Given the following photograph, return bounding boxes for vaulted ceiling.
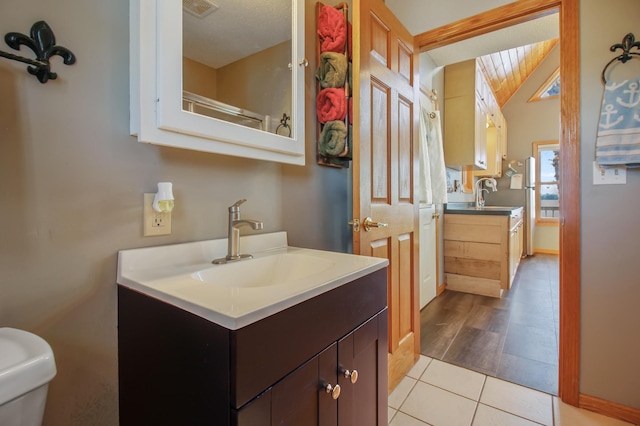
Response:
[477,39,559,108]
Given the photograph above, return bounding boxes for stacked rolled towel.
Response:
[319,120,348,157]
[317,88,347,123]
[317,4,347,53]
[596,78,640,167]
[316,52,348,89]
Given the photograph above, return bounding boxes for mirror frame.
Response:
[130,0,305,165]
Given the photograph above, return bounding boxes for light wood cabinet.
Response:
[444,59,508,175]
[508,212,524,285]
[444,209,523,298]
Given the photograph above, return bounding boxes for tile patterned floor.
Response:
[420,254,559,394]
[388,356,636,426]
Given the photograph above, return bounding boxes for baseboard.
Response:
[579,393,640,424]
[533,248,559,255]
[436,283,446,296]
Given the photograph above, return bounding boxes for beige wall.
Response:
[501,44,560,253]
[183,57,218,99]
[579,0,640,409]
[217,41,292,128]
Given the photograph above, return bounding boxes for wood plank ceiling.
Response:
[477,38,559,107]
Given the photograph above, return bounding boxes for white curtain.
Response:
[419,95,448,205]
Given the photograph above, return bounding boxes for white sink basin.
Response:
[191,252,335,288]
[117,232,388,329]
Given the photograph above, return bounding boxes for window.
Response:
[528,68,560,103]
[534,141,560,223]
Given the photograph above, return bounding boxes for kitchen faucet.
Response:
[212,199,263,264]
[475,177,498,208]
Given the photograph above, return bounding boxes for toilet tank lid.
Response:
[0,328,57,405]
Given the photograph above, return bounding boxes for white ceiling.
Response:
[385,0,559,66]
[385,0,516,35]
[183,0,291,69]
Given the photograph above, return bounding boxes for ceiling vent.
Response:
[183,0,219,18]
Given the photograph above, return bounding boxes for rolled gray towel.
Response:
[319,120,348,157]
[316,52,348,89]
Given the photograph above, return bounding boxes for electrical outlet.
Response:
[143,193,172,236]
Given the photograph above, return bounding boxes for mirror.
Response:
[129,0,305,165]
[182,0,294,137]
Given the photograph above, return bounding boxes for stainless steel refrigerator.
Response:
[485,157,536,256]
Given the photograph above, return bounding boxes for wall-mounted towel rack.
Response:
[601,32,640,85]
[0,21,76,84]
[276,113,291,137]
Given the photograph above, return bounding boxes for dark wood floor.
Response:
[420,254,559,395]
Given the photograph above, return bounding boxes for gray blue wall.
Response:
[579,0,640,409]
[0,1,638,425]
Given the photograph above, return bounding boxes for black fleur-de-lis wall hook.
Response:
[610,33,640,63]
[0,21,76,83]
[601,33,640,85]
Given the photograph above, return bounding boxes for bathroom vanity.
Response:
[117,233,389,425]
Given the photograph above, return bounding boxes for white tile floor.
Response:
[388,356,636,426]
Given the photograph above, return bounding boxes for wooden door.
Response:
[352,0,420,392]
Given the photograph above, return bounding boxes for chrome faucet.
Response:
[475,177,498,208]
[212,199,263,264]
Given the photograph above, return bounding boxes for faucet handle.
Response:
[229,199,247,211]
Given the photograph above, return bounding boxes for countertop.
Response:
[117,232,388,330]
[445,203,523,216]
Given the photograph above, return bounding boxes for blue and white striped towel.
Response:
[596,78,640,167]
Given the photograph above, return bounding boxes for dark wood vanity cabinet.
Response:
[118,267,388,426]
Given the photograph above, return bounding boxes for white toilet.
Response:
[0,328,57,426]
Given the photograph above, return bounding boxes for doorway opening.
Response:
[408,0,580,405]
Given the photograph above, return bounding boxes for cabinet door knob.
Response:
[324,383,341,399]
[343,369,359,384]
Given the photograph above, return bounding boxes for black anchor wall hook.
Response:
[0,21,76,83]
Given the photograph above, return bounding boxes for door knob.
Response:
[362,217,388,232]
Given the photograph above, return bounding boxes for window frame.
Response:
[528,67,560,103]
[534,140,560,225]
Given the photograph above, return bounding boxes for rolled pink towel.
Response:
[317,88,347,123]
[317,5,347,53]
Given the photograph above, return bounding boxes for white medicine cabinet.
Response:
[130,0,306,165]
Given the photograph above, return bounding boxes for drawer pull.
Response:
[343,369,359,384]
[325,383,341,399]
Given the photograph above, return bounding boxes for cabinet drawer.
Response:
[232,268,387,408]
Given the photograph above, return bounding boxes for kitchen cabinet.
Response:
[443,207,523,297]
[444,59,508,174]
[509,212,524,285]
[118,268,388,425]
